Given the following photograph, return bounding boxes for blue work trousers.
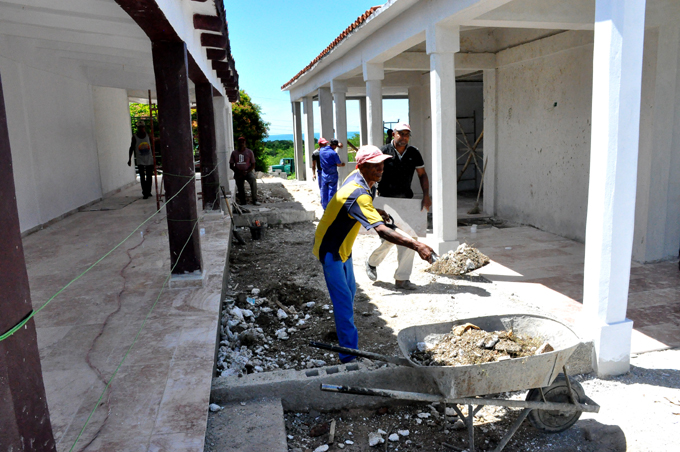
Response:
[321,253,358,362]
[320,175,338,210]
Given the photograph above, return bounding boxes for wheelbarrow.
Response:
[310,314,599,452]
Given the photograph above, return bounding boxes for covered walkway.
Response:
[24,182,230,452]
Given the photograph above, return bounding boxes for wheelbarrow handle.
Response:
[309,341,413,367]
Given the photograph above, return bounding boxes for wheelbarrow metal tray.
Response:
[397,314,581,399]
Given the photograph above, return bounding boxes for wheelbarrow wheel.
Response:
[526,374,586,433]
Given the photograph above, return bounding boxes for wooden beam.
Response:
[193,14,223,33]
[0,74,57,452]
[206,48,226,61]
[212,60,229,72]
[201,33,227,49]
[196,82,220,209]
[151,41,203,274]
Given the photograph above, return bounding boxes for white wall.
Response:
[93,86,136,195]
[494,34,594,241]
[634,24,680,262]
[0,56,103,232]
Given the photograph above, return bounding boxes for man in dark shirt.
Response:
[229,136,260,206]
[365,123,431,290]
[127,121,155,199]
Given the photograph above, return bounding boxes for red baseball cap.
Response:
[355,145,392,165]
[318,138,329,145]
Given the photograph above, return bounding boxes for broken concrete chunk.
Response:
[388,433,399,442]
[229,307,244,322]
[368,431,384,447]
[277,308,288,320]
[398,429,410,436]
[494,340,521,354]
[452,323,480,336]
[275,328,289,340]
[209,403,223,412]
[484,335,500,349]
[535,342,554,354]
[313,445,329,452]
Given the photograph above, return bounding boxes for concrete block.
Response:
[592,319,634,377]
[205,398,288,452]
[169,270,206,289]
[211,362,440,412]
[565,340,594,375]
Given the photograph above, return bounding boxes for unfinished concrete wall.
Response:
[0,56,102,232]
[93,86,136,195]
[494,32,594,241]
[456,81,484,192]
[633,24,680,262]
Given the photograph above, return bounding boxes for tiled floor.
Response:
[455,220,680,353]
[23,183,229,452]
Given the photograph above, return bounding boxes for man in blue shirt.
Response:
[319,139,346,209]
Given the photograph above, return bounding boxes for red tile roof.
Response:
[281,5,383,90]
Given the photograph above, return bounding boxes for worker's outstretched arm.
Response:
[374,224,434,262]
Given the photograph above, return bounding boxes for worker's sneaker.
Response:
[365,259,377,281]
[395,280,417,291]
[251,200,261,206]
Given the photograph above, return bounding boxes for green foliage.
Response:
[129,103,162,167]
[264,140,294,169]
[129,103,159,138]
[232,90,270,172]
[347,133,361,162]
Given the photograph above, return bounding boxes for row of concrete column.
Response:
[289,0,647,376]
[290,25,462,256]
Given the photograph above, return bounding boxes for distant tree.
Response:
[347,133,361,162]
[231,90,270,171]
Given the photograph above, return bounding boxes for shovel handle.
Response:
[309,341,413,367]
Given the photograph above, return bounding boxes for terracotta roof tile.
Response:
[281,5,382,90]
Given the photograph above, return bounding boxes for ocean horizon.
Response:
[264,132,360,142]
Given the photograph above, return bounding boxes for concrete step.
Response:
[231,202,315,227]
[204,397,288,452]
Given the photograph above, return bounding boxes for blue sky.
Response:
[223,0,408,137]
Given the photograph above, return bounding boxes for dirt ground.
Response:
[211,178,680,452]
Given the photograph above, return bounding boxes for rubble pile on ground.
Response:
[218,292,311,376]
[216,285,341,377]
[428,243,490,275]
[284,403,512,451]
[410,323,551,366]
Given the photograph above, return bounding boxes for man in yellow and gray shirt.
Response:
[313,146,435,363]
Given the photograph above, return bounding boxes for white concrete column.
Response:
[213,95,230,194]
[363,62,384,146]
[359,97,368,145]
[583,0,646,377]
[483,69,498,216]
[331,79,348,162]
[303,95,315,181]
[318,86,334,140]
[427,24,460,254]
[291,100,306,181]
